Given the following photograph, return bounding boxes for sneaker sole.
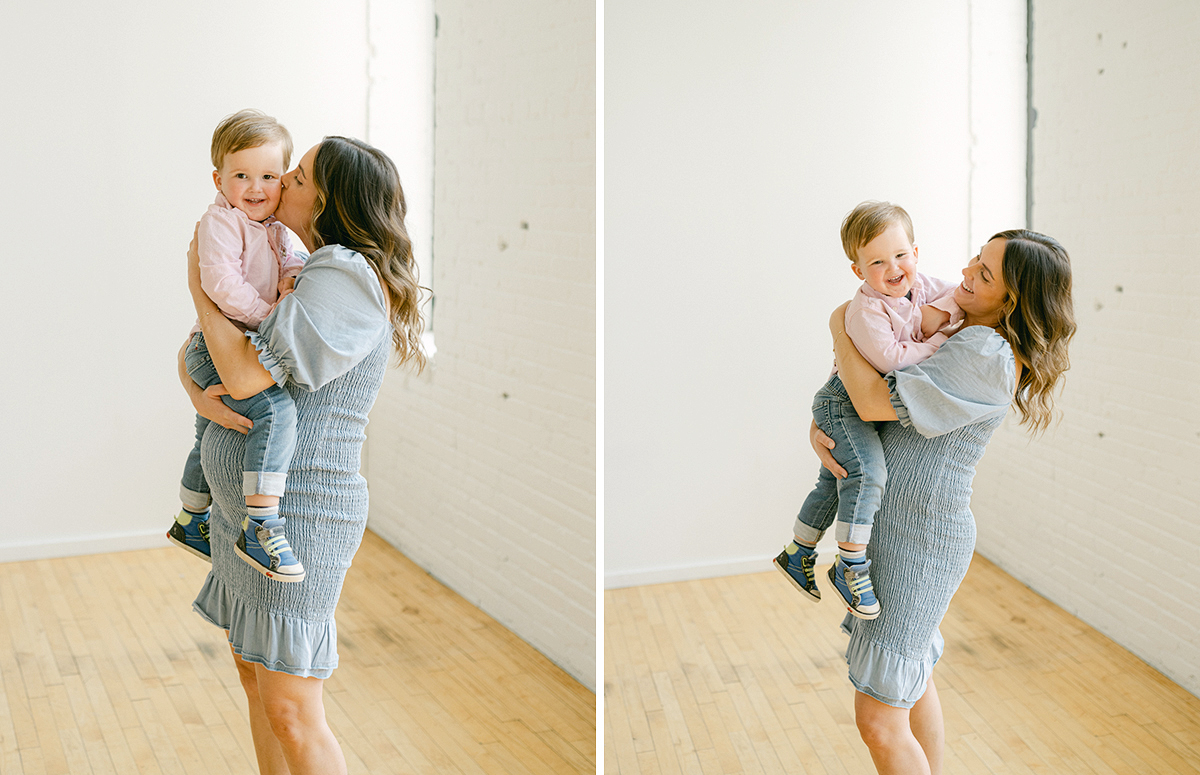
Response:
[827,565,880,620]
[234,542,306,582]
[166,530,212,564]
[772,556,821,602]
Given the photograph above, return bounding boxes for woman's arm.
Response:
[830,303,899,422]
[178,340,253,434]
[188,231,278,400]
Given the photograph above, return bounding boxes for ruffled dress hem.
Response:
[841,615,943,709]
[193,572,338,679]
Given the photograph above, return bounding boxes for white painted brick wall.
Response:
[972,0,1200,697]
[364,0,596,689]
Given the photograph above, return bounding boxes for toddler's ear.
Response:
[212,170,223,193]
[850,262,865,281]
[912,244,919,262]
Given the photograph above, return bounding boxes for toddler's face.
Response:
[851,222,918,298]
[213,142,286,222]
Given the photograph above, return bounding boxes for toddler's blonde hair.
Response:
[840,201,914,263]
[210,109,293,170]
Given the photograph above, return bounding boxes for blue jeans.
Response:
[179,331,297,510]
[793,374,887,546]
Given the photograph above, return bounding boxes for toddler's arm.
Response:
[920,304,951,339]
[845,300,944,374]
[198,210,274,327]
[276,227,306,280]
[920,294,965,343]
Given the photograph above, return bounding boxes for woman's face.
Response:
[955,238,1010,325]
[276,144,321,248]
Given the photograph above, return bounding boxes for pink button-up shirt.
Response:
[843,271,964,374]
[193,193,305,332]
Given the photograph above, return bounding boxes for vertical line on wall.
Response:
[1026,0,1034,229]
[966,0,975,261]
[365,1,373,142]
[429,8,438,334]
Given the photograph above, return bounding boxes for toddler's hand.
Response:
[278,276,296,297]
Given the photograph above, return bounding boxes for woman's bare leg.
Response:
[254,662,347,775]
[908,678,944,775]
[854,690,931,775]
[231,647,291,775]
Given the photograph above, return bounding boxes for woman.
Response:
[811,230,1074,774]
[179,136,424,775]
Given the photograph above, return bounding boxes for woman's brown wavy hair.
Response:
[991,229,1076,434]
[309,136,427,371]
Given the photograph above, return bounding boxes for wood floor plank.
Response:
[0,531,594,775]
[605,554,1200,774]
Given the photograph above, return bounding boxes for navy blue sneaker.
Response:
[773,543,821,602]
[235,516,305,582]
[829,556,880,619]
[166,509,211,562]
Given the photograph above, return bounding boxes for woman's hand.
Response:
[810,420,847,479]
[192,383,253,435]
[178,339,252,434]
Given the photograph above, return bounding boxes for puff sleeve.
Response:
[885,326,1016,438]
[247,246,391,392]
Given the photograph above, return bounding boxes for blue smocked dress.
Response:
[192,245,392,678]
[842,326,1016,708]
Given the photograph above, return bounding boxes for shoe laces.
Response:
[842,561,874,596]
[256,523,293,559]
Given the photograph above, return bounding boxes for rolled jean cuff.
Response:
[835,520,873,546]
[792,521,825,546]
[180,486,212,512]
[243,471,287,498]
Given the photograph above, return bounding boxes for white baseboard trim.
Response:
[605,535,840,590]
[605,556,774,589]
[0,529,170,564]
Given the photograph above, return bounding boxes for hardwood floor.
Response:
[0,530,595,775]
[604,555,1200,774]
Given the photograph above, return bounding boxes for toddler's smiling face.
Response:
[214,142,286,223]
[852,222,918,299]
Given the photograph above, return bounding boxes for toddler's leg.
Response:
[170,333,221,561]
[777,450,841,602]
[170,411,214,562]
[827,411,886,620]
[775,390,851,601]
[223,386,304,582]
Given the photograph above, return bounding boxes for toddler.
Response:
[166,109,307,582]
[773,201,962,618]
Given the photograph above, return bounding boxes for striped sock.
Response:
[840,548,867,565]
[246,505,279,524]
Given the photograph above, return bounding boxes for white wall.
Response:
[364,0,597,689]
[0,0,389,561]
[0,0,592,692]
[604,0,1026,587]
[972,0,1200,698]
